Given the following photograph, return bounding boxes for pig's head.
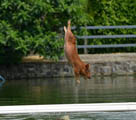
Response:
[83,64,91,79]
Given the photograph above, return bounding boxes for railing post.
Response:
[84,38,88,54]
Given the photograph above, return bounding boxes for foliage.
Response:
[0,0,91,64]
[0,0,136,64]
[79,0,136,53]
[0,20,28,64]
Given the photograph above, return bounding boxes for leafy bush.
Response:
[0,20,28,64]
[0,0,136,64]
[0,0,91,64]
[78,0,136,53]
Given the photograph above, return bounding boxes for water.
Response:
[1,112,136,120]
[1,76,136,105]
[1,76,136,119]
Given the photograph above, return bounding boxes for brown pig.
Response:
[64,20,91,84]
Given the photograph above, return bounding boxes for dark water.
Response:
[0,76,136,105]
[1,76,136,119]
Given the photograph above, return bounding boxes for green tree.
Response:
[1,0,135,64]
[0,0,91,64]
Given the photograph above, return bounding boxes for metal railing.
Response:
[73,25,136,54]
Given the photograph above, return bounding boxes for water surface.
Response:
[0,76,136,105]
[1,111,136,120]
[1,76,136,119]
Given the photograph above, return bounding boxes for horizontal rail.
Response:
[61,25,136,50]
[77,34,136,39]
[78,44,136,48]
[1,103,136,114]
[71,25,136,30]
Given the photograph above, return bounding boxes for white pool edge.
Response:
[1,102,136,114]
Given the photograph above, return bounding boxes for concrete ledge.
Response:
[1,53,136,79]
[1,102,136,114]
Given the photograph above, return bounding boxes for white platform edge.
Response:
[1,102,136,114]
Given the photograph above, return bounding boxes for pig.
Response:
[64,20,91,84]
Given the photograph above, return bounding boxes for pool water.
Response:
[0,76,136,105]
[1,111,136,120]
[0,76,136,119]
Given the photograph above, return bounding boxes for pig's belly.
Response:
[64,45,75,62]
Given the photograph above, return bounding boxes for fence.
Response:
[72,25,136,54]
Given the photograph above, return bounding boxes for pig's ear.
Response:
[85,64,90,70]
[64,26,67,33]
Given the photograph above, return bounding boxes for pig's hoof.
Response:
[76,80,80,84]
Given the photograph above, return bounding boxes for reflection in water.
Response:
[57,115,70,120]
[0,76,136,105]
